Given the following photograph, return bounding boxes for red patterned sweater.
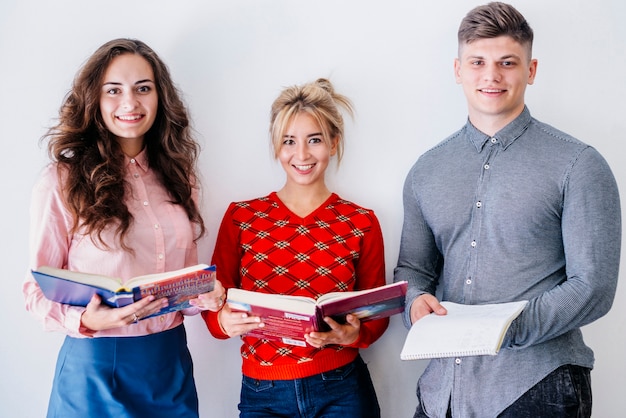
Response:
[203,192,389,380]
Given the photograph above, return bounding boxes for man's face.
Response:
[454,36,537,132]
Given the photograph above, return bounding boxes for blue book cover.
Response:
[32,264,216,318]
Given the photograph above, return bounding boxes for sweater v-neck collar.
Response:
[269,191,338,221]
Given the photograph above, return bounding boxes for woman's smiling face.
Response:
[278,112,337,189]
[99,53,158,156]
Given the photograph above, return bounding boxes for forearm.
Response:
[23,276,87,337]
[202,205,241,339]
[394,176,441,327]
[508,269,619,348]
[201,309,230,339]
[508,148,621,347]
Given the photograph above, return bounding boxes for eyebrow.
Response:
[102,79,155,86]
[466,54,521,61]
[284,132,324,138]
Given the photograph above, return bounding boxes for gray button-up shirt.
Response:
[394,107,621,417]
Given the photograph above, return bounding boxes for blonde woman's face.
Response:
[278,112,337,189]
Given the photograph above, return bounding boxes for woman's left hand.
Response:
[305,314,361,348]
[189,279,226,312]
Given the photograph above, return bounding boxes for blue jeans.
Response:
[239,355,380,418]
[413,364,591,418]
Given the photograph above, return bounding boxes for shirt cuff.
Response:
[65,306,93,338]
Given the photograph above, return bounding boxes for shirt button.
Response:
[130,158,136,164]
[476,201,482,208]
[154,224,160,229]
[133,173,139,178]
[143,201,149,206]
[455,358,462,364]
[471,241,477,247]
[484,164,490,170]
[158,253,164,259]
[466,279,472,285]
[490,137,497,144]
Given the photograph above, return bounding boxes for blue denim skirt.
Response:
[46,324,198,418]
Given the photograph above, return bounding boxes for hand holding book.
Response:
[216,299,352,344]
[188,279,227,312]
[80,292,169,331]
[304,310,363,348]
[224,281,407,347]
[32,264,217,321]
[216,302,267,339]
[400,300,528,360]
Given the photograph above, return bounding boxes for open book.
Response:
[400,300,527,360]
[227,281,407,347]
[32,264,216,318]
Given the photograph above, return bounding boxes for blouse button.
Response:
[133,173,139,178]
[130,158,136,164]
[143,201,149,206]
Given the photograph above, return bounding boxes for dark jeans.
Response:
[413,364,592,418]
[239,355,380,418]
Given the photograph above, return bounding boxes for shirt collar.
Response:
[124,147,149,172]
[465,106,532,152]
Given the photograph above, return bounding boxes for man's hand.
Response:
[410,294,447,324]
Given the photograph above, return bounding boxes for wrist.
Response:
[216,309,229,337]
[78,311,96,336]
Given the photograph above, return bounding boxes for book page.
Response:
[226,288,317,316]
[316,281,407,305]
[400,300,527,360]
[125,263,211,288]
[34,263,212,292]
[315,289,364,304]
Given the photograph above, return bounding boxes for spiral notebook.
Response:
[400,300,528,360]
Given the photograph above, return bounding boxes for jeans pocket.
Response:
[320,359,357,382]
[241,375,274,393]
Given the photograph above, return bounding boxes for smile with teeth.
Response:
[480,89,505,93]
[117,114,144,121]
[294,164,315,171]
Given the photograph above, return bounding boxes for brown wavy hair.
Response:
[43,38,205,251]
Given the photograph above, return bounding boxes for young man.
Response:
[394,2,621,417]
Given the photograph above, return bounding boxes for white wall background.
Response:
[1,1,624,417]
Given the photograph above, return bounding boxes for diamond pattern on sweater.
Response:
[217,193,385,376]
